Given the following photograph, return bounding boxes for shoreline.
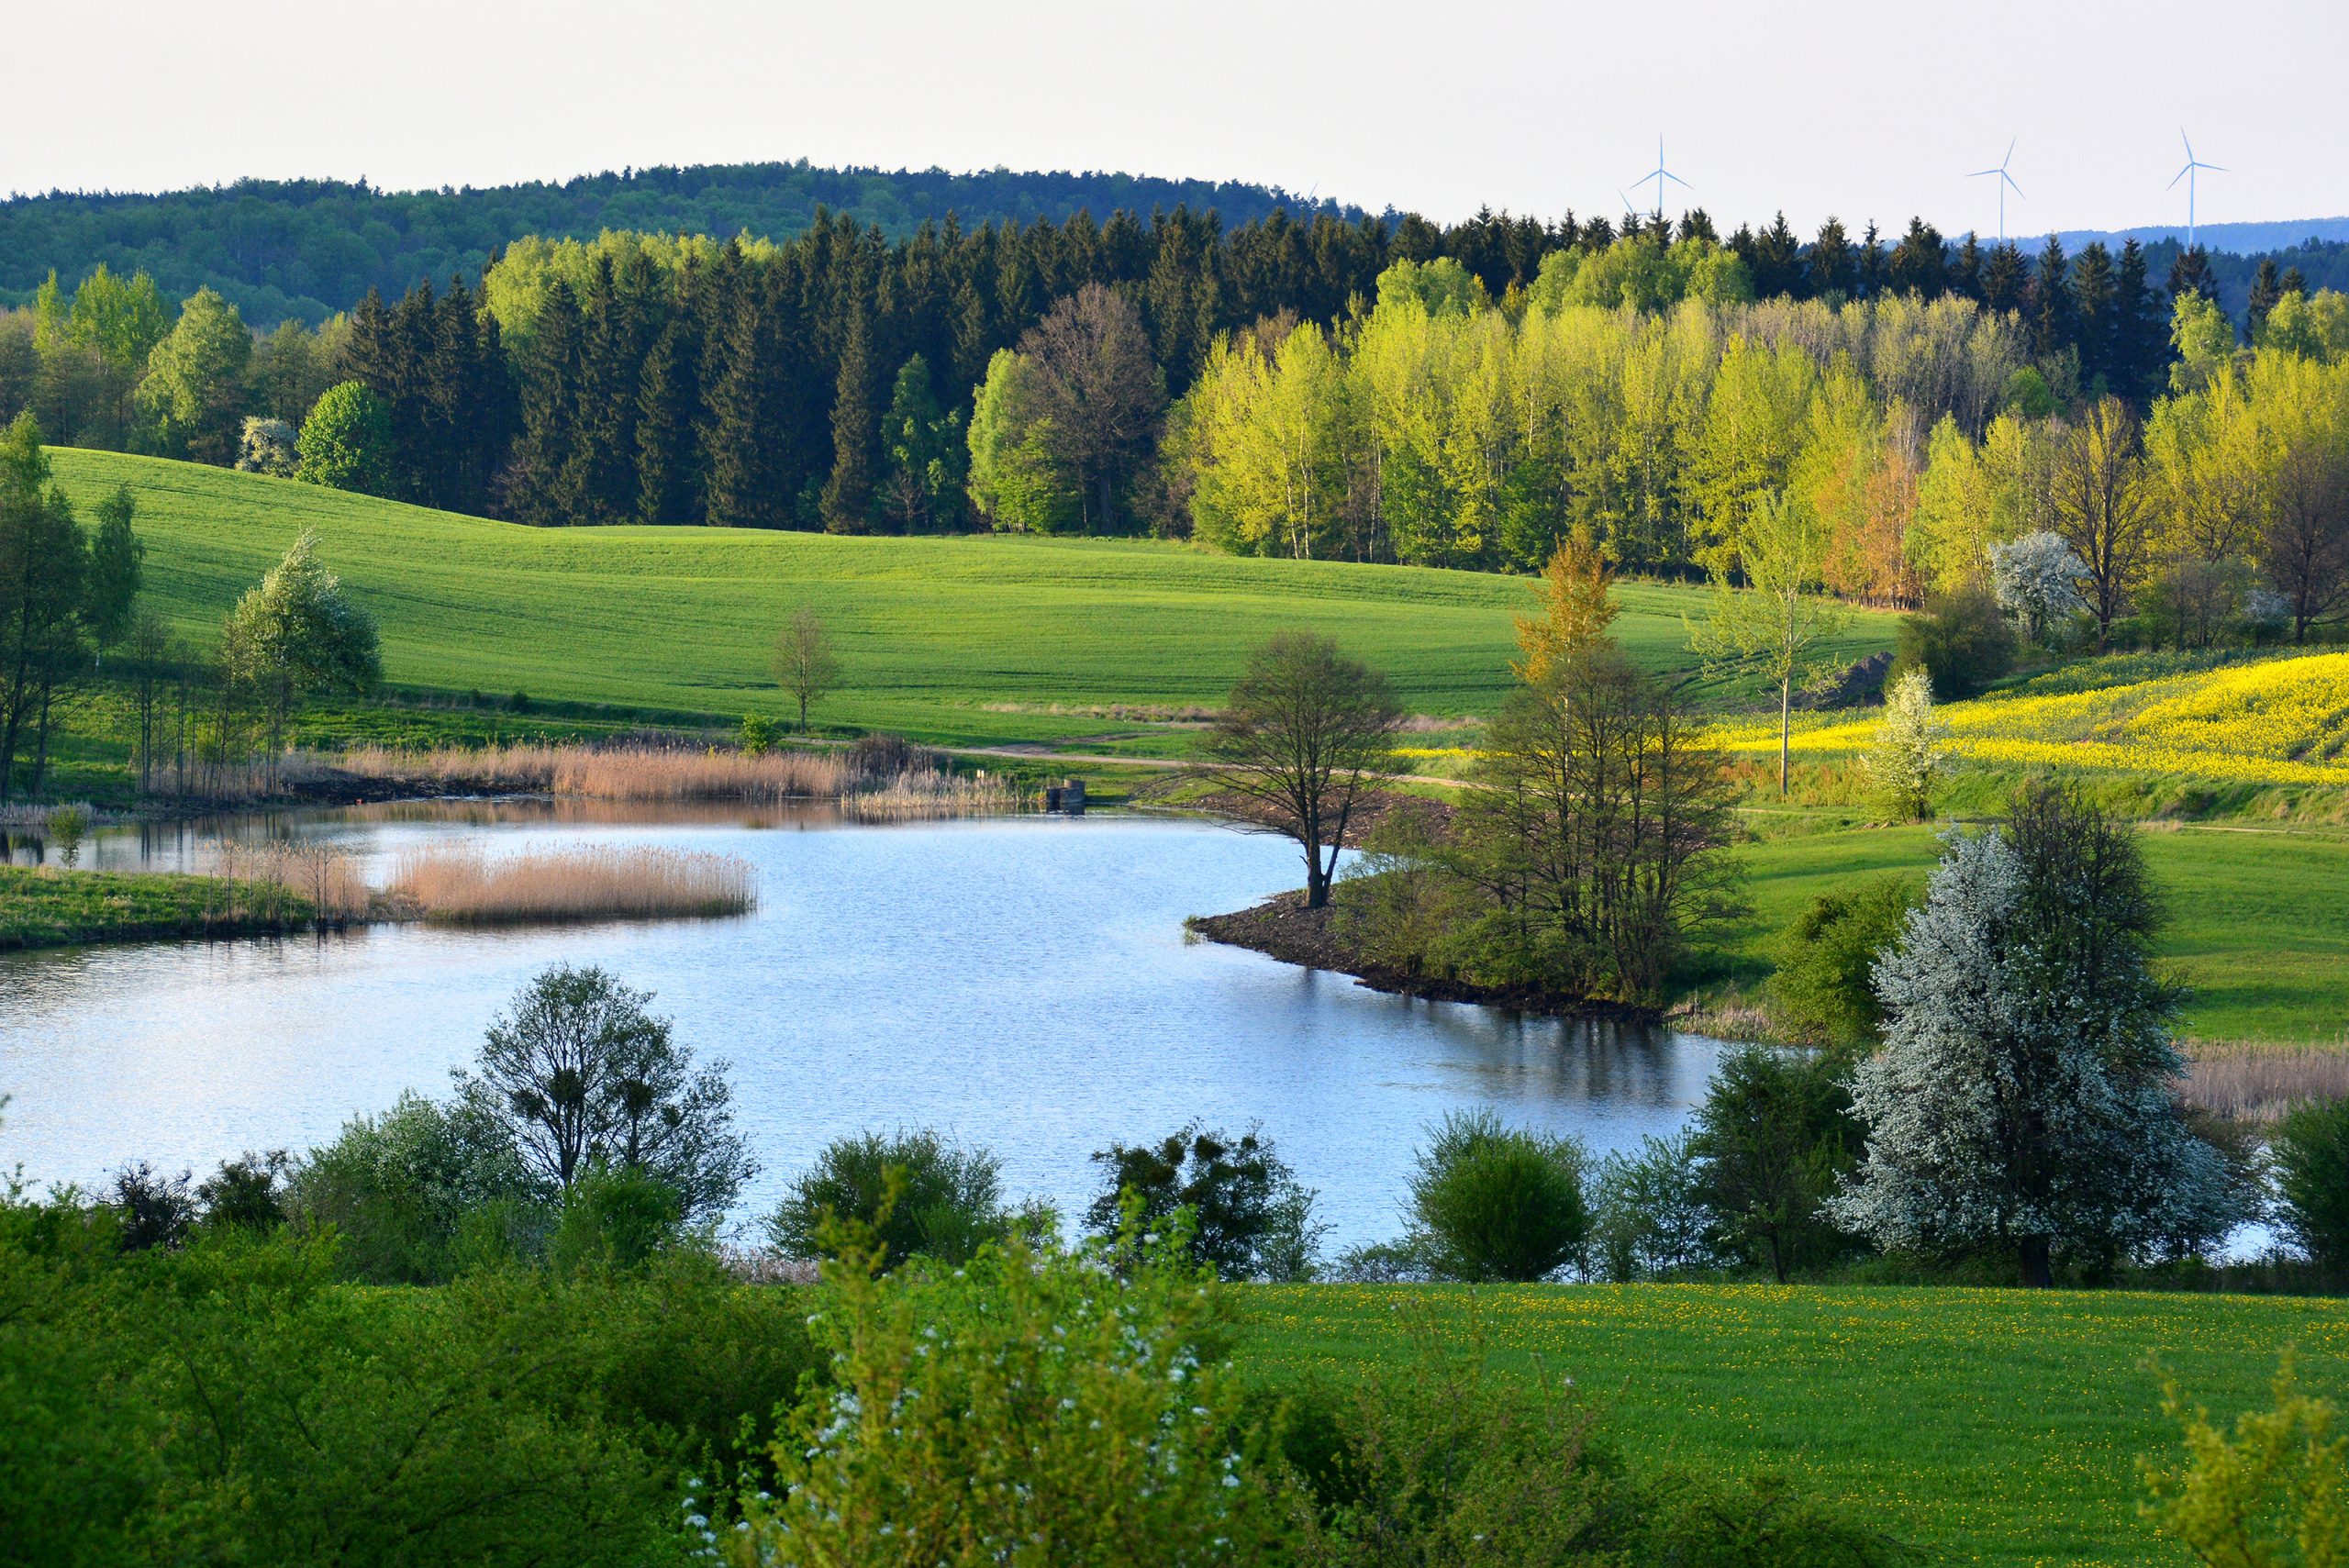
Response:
[1186,890,1658,1023]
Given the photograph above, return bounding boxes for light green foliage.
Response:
[1186,321,1357,559]
[224,526,383,696]
[1689,489,1848,792]
[1766,876,1918,1045]
[1404,1109,1590,1282]
[61,263,171,375]
[238,416,300,477]
[294,380,395,495]
[1864,670,1949,823]
[876,354,964,531]
[2172,291,2241,395]
[725,1224,1285,1567]
[1528,233,1753,314]
[1374,255,1487,317]
[133,287,251,463]
[737,711,780,755]
[2143,1361,2349,1568]
[285,1089,542,1283]
[964,347,1078,532]
[2259,289,2349,363]
[1589,1132,1720,1282]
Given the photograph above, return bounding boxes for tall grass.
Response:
[383,842,755,923]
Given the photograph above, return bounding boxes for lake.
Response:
[0,804,1724,1249]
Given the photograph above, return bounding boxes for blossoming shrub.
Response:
[719,1218,1286,1567]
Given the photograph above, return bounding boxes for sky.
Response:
[5,0,2343,237]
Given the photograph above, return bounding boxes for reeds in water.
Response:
[2183,1040,2349,1123]
[383,842,756,923]
[207,839,373,921]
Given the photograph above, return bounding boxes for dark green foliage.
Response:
[1085,1122,1321,1281]
[2273,1096,2349,1267]
[768,1128,1008,1270]
[1688,1047,1865,1282]
[83,484,142,651]
[1767,876,1919,1045]
[818,297,876,533]
[1890,582,2014,699]
[107,1161,195,1251]
[552,1164,687,1272]
[1404,1110,1589,1283]
[195,1151,290,1235]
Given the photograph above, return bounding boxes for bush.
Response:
[195,1150,290,1235]
[108,1161,196,1251]
[1404,1110,1589,1282]
[2143,1359,2349,1567]
[738,711,781,756]
[722,1225,1287,1565]
[1889,582,2013,699]
[767,1128,1007,1270]
[1860,670,1947,823]
[293,380,395,494]
[1689,1046,1865,1282]
[1589,1132,1720,1282]
[2273,1096,2349,1267]
[552,1165,686,1273]
[1766,876,1918,1046]
[1087,1121,1325,1281]
[284,1090,544,1283]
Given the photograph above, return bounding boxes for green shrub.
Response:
[1688,1046,1866,1282]
[1766,876,1918,1046]
[553,1165,686,1273]
[1405,1110,1589,1282]
[2143,1359,2349,1568]
[1889,582,2013,699]
[722,1224,1286,1565]
[738,711,781,756]
[1088,1121,1325,1281]
[766,1128,1008,1270]
[2273,1096,2349,1267]
[1589,1132,1720,1282]
[285,1090,545,1283]
[195,1150,291,1235]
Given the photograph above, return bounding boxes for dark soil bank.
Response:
[1188,890,1652,1020]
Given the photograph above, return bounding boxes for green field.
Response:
[1712,819,2349,1046]
[50,449,1896,749]
[0,864,310,948]
[1244,1282,2349,1567]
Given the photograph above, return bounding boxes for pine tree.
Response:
[1756,212,1805,298]
[2068,242,2120,392]
[1950,233,1983,301]
[635,315,701,525]
[2245,257,2285,339]
[2114,240,2167,402]
[2030,237,2074,361]
[565,253,651,525]
[819,297,876,533]
[1886,217,1947,298]
[1980,243,2030,315]
[1810,218,1856,297]
[505,279,583,524]
[2167,246,2221,306]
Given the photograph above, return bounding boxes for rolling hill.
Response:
[49,450,1893,748]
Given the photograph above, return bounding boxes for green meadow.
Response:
[1243,1281,2349,1568]
[48,448,1896,748]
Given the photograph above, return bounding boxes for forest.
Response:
[1,204,2344,639]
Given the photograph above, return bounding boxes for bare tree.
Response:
[1019,284,1164,532]
[1202,631,1401,908]
[1687,491,1848,795]
[2043,396,2156,651]
[772,606,841,733]
[2259,432,2349,643]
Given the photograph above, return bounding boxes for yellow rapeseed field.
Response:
[1708,651,2349,787]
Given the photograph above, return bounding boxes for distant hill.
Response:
[0,162,1359,326]
[2052,217,2349,255]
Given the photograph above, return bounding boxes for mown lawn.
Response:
[1712,819,2349,1046]
[0,864,310,949]
[50,449,1895,747]
[1242,1282,2349,1567]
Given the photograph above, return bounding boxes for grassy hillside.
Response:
[1244,1282,2349,1568]
[51,450,1896,749]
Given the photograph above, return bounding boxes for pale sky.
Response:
[6,0,2343,237]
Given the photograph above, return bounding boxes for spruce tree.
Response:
[2114,240,2166,401]
[506,280,583,524]
[819,298,876,533]
[565,253,648,525]
[1980,243,2029,315]
[2245,257,2285,339]
[2067,242,2120,392]
[1758,212,1804,298]
[635,316,700,525]
[2167,246,2221,305]
[2030,237,2074,361]
[1809,218,1857,297]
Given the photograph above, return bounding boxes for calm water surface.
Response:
[0,805,1723,1246]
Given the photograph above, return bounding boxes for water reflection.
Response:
[0,806,1722,1245]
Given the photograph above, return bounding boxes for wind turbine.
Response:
[1629,137,1690,224]
[2169,130,2226,250]
[1968,139,2023,244]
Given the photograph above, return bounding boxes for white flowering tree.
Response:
[1862,669,1949,823]
[1988,531,2087,647]
[1829,784,2243,1286]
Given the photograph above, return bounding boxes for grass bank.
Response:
[0,864,317,949]
[1241,1281,2349,1568]
[50,448,1896,749]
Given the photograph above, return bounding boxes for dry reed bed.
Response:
[325,743,1029,814]
[383,842,756,924]
[207,840,373,921]
[2183,1041,2349,1123]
